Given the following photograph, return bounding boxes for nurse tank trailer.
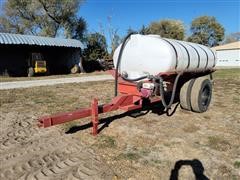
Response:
[38,34,216,135]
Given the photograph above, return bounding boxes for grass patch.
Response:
[207,136,231,151]
[0,80,113,110]
[139,149,150,156]
[213,69,240,79]
[234,161,240,168]
[0,95,16,105]
[152,159,162,164]
[95,135,117,148]
[116,148,150,162]
[117,152,141,161]
[232,96,240,104]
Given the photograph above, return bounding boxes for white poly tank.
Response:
[113,34,216,79]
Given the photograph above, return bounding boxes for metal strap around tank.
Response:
[196,44,209,69]
[209,49,216,67]
[162,38,178,69]
[188,44,200,68]
[175,41,191,69]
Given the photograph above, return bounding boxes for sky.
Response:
[0,0,239,44]
[79,0,240,43]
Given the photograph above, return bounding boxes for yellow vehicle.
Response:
[27,53,47,77]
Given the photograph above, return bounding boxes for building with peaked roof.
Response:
[0,33,84,76]
[212,41,240,68]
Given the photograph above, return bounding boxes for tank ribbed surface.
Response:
[113,34,216,79]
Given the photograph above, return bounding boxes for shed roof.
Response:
[0,32,84,49]
[212,41,240,51]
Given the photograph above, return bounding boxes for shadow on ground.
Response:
[65,98,180,134]
[169,159,209,180]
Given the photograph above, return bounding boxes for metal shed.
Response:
[0,33,84,76]
[212,41,240,68]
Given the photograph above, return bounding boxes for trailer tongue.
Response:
[38,93,143,135]
[38,34,216,135]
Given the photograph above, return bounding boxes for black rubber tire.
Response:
[180,79,195,111]
[190,77,212,113]
[28,67,34,77]
[71,65,79,74]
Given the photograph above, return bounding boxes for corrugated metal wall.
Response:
[0,33,83,48]
[216,49,240,67]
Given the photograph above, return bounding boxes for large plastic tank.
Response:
[113,34,216,79]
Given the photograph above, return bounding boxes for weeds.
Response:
[116,148,150,162]
[234,161,240,168]
[213,69,240,79]
[232,96,240,104]
[139,149,150,156]
[95,135,117,148]
[117,152,141,161]
[152,159,162,164]
[207,136,231,151]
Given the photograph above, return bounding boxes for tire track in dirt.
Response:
[0,113,115,180]
[0,139,114,180]
[0,80,115,180]
[21,156,107,180]
[22,157,80,180]
[0,134,64,163]
[0,118,43,152]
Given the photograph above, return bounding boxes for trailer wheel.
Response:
[190,77,212,113]
[180,79,195,111]
[71,64,79,74]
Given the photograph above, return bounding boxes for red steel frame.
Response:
[38,87,145,135]
[38,70,181,135]
[38,69,185,135]
[38,69,214,135]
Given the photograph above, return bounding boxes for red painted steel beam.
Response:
[38,94,142,129]
[38,108,91,128]
[91,98,99,136]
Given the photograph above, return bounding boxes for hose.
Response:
[115,32,136,96]
[122,74,148,82]
[114,32,183,111]
[158,72,183,110]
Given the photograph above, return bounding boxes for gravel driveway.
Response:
[0,75,113,90]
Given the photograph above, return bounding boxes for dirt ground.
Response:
[0,69,239,179]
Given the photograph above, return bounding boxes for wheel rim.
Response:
[201,85,211,107]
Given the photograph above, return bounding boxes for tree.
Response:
[139,25,149,35]
[187,16,225,47]
[223,32,240,44]
[126,25,149,35]
[0,0,86,39]
[65,17,87,40]
[127,27,138,35]
[83,33,108,61]
[106,16,122,56]
[147,19,185,40]
[82,33,109,72]
[110,31,121,55]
